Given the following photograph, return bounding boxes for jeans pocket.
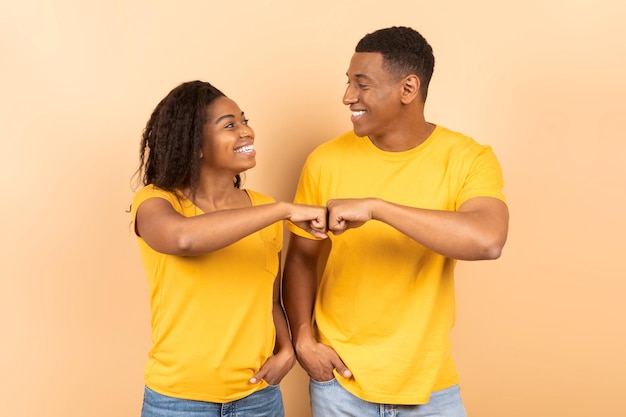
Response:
[310,377,337,386]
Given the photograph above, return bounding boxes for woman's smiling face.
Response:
[201,96,256,176]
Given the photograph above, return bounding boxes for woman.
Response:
[131,80,327,416]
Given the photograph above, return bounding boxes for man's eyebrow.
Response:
[347,73,373,81]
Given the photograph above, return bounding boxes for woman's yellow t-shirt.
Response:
[132,186,282,402]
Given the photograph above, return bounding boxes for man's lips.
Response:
[351,110,365,123]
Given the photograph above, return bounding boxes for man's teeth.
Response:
[234,145,254,153]
[352,111,365,117]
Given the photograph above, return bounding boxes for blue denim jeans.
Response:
[309,379,466,417]
[141,385,284,417]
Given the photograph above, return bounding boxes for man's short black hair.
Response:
[356,26,435,101]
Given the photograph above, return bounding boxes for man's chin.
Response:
[352,127,367,138]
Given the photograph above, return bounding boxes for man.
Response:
[283,26,508,416]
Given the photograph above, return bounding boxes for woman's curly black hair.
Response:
[134,80,242,197]
[356,26,435,102]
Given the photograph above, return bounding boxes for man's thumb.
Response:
[335,362,352,379]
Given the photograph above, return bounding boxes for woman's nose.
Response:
[240,125,253,138]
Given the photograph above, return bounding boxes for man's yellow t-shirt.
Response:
[288,126,506,404]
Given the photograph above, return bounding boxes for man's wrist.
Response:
[292,327,316,353]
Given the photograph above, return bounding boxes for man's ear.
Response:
[400,74,421,104]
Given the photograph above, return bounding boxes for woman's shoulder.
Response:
[131,185,183,215]
[244,189,276,206]
[133,184,179,202]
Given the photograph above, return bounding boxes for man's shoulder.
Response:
[433,125,476,144]
[315,130,357,150]
[430,125,494,157]
[306,130,357,160]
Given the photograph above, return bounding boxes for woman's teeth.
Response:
[234,145,255,153]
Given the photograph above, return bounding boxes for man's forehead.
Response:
[347,52,384,78]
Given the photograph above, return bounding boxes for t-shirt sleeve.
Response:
[456,146,506,209]
[286,153,324,240]
[130,185,177,237]
[247,189,284,253]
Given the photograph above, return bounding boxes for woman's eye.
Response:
[242,118,249,125]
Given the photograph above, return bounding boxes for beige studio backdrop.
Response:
[1,1,625,416]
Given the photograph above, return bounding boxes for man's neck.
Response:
[368,122,435,152]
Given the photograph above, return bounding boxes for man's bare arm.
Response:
[327,196,509,260]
